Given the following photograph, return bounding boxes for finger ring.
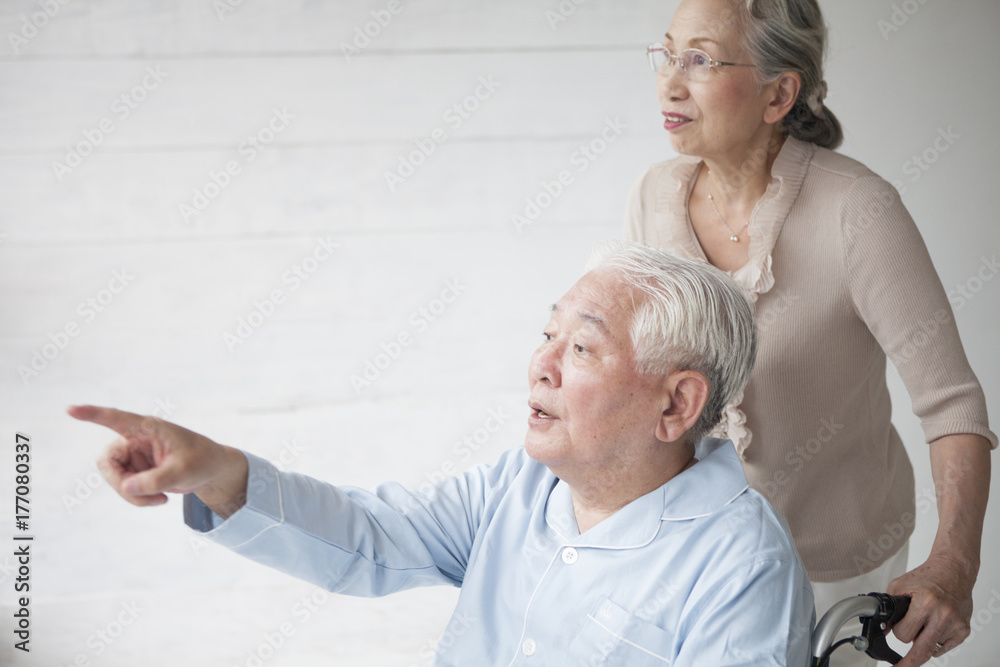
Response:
[934,642,945,652]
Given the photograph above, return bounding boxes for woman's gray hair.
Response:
[585,240,757,442]
[735,0,843,150]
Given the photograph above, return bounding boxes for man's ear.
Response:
[763,71,801,126]
[654,370,710,444]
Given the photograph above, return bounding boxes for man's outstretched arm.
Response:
[67,403,515,596]
[67,404,248,518]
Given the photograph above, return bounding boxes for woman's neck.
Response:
[701,133,786,210]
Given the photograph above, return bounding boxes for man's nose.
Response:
[528,343,561,387]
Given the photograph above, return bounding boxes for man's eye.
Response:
[574,344,587,353]
[542,332,554,341]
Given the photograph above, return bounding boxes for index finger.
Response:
[67,405,150,436]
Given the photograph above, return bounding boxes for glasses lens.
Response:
[680,49,712,82]
[647,45,668,74]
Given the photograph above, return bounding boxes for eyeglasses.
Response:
[646,44,755,82]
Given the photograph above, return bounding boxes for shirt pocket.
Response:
[566,596,675,666]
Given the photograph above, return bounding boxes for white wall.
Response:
[0,1,996,665]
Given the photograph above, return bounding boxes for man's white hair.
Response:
[585,240,757,441]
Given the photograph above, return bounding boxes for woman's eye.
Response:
[574,344,586,353]
[542,332,553,341]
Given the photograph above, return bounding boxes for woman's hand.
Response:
[68,405,249,518]
[887,552,975,666]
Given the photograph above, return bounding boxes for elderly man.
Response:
[69,241,814,665]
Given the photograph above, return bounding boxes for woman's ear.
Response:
[763,71,802,126]
[654,370,710,443]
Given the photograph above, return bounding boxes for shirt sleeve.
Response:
[184,448,526,596]
[841,176,997,448]
[673,558,815,667]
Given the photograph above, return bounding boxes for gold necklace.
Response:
[707,170,750,243]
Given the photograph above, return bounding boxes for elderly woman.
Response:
[624,1,996,666]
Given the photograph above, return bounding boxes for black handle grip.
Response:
[861,593,912,664]
[885,595,910,626]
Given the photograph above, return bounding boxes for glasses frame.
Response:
[646,43,755,80]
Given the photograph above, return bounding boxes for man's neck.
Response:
[566,444,697,534]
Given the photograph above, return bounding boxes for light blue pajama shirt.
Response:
[185,437,814,666]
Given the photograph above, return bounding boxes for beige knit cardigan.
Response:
[624,136,997,581]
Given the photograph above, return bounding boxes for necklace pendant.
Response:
[730,234,739,242]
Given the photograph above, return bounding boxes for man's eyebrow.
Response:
[550,304,609,333]
[579,311,609,333]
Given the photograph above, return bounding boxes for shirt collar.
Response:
[660,437,749,521]
[543,438,749,549]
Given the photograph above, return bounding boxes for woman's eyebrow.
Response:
[664,32,721,49]
[689,36,721,49]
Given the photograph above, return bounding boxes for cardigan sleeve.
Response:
[840,175,997,448]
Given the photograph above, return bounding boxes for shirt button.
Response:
[522,638,537,656]
[561,547,579,564]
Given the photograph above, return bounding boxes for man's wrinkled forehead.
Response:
[550,268,637,335]
[549,302,611,336]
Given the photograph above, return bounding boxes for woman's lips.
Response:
[662,112,693,131]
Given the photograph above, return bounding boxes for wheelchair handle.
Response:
[811,593,910,666]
